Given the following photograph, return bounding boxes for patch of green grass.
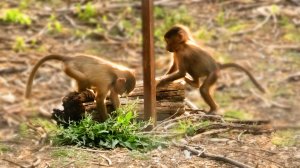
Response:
[47,14,63,33]
[215,11,225,26]
[285,51,300,66]
[51,148,77,158]
[269,4,280,15]
[271,130,297,147]
[174,120,211,136]
[195,26,215,41]
[176,120,196,136]
[50,148,89,167]
[13,36,26,52]
[224,109,253,120]
[30,118,58,133]
[76,2,97,21]
[227,22,248,33]
[214,91,233,107]
[53,103,162,151]
[270,83,294,98]
[1,8,31,25]
[214,52,232,63]
[283,33,300,43]
[0,144,12,154]
[129,150,151,160]
[279,16,300,43]
[19,122,29,138]
[19,0,31,9]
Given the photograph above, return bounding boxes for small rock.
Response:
[1,93,16,103]
[183,150,191,159]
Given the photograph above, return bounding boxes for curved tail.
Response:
[219,63,265,93]
[25,54,68,98]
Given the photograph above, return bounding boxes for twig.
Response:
[172,140,253,168]
[228,119,270,125]
[237,130,246,142]
[64,15,78,28]
[2,158,27,168]
[268,45,300,51]
[31,157,42,167]
[184,98,199,110]
[285,72,300,82]
[59,160,75,168]
[250,89,291,110]
[0,59,27,64]
[98,154,112,166]
[222,148,285,167]
[273,125,300,130]
[71,147,109,153]
[0,67,27,75]
[190,129,230,142]
[233,14,271,36]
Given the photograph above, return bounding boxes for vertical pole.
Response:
[142,0,156,125]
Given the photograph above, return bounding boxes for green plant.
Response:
[196,27,215,41]
[31,118,58,133]
[47,14,63,33]
[228,22,248,33]
[278,16,300,43]
[19,0,31,9]
[215,11,225,26]
[1,9,31,25]
[0,144,12,154]
[224,110,253,120]
[129,150,151,160]
[269,4,280,15]
[53,103,162,151]
[13,36,26,52]
[51,148,77,158]
[283,33,300,43]
[271,130,297,147]
[50,148,88,167]
[175,120,211,136]
[76,2,96,21]
[177,120,196,136]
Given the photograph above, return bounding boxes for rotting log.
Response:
[52,82,185,124]
[94,81,185,121]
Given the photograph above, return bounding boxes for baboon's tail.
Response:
[25,55,69,98]
[219,63,265,93]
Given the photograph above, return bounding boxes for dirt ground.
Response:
[0,0,299,167]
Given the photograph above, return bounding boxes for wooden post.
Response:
[141,0,156,125]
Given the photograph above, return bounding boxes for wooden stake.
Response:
[142,0,156,125]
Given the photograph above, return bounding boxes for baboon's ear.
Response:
[115,78,126,94]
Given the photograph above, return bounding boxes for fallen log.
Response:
[87,81,185,120]
[52,82,186,125]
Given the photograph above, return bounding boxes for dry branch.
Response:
[0,67,27,75]
[172,141,254,168]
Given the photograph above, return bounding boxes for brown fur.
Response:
[157,25,265,113]
[25,54,136,121]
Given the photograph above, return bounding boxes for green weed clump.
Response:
[271,130,297,147]
[1,9,31,25]
[47,14,63,33]
[13,36,26,52]
[53,103,162,151]
[224,110,253,120]
[76,2,97,21]
[175,120,211,136]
